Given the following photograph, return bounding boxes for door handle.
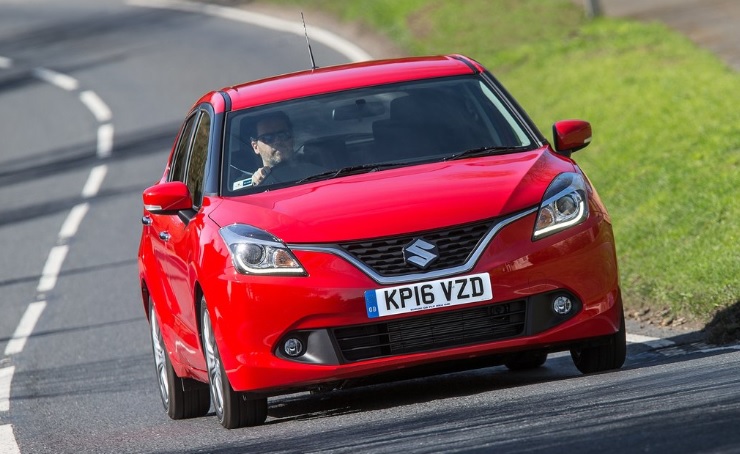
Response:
[159,231,171,242]
[141,216,152,226]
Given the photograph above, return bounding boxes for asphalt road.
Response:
[1,1,739,453]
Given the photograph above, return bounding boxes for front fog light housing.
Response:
[552,295,573,315]
[534,172,589,239]
[283,338,305,357]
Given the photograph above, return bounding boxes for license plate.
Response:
[364,273,492,319]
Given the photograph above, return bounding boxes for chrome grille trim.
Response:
[290,207,536,285]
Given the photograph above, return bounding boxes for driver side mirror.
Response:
[143,181,192,214]
[552,120,592,156]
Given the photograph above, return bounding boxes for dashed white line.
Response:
[59,203,90,240]
[4,302,47,356]
[0,425,20,454]
[36,245,69,293]
[31,67,79,91]
[82,164,108,198]
[97,124,114,158]
[79,90,112,122]
[0,367,15,412]
[3,37,115,454]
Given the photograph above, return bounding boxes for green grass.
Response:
[271,0,739,322]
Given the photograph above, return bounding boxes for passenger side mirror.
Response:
[552,120,592,156]
[143,181,193,214]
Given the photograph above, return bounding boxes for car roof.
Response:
[195,55,483,113]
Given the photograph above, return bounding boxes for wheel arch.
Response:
[194,281,206,357]
[141,278,152,321]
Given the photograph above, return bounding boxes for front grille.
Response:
[338,220,494,276]
[333,300,526,362]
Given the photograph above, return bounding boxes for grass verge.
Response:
[266,0,739,337]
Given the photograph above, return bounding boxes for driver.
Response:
[250,111,323,186]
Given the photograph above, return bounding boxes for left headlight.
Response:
[533,172,589,239]
[219,224,306,275]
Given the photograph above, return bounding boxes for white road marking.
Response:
[626,333,676,349]
[627,333,659,343]
[79,90,112,122]
[126,0,373,62]
[36,245,69,293]
[4,302,47,356]
[59,203,90,240]
[3,49,113,454]
[0,67,115,454]
[82,164,108,198]
[693,344,740,353]
[97,123,114,158]
[0,425,20,454]
[31,67,79,91]
[0,367,15,412]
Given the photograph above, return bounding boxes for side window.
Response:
[169,114,198,183]
[186,112,211,208]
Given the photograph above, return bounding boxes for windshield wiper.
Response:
[443,145,529,161]
[297,163,401,184]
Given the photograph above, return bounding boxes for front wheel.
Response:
[149,300,210,419]
[570,312,627,374]
[201,297,267,429]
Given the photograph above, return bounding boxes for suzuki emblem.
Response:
[403,239,439,270]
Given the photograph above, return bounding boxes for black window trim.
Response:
[168,111,200,184]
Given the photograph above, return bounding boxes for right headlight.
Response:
[219,224,306,275]
[533,172,589,239]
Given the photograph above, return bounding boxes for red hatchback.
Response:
[138,54,625,429]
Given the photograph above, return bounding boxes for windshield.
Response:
[222,75,535,195]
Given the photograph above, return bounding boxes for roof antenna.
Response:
[301,12,318,70]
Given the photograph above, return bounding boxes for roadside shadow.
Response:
[0,122,179,188]
[704,299,740,344]
[263,342,739,425]
[0,258,136,290]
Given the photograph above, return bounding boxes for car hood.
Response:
[208,147,576,243]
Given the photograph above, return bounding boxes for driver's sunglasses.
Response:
[255,130,292,145]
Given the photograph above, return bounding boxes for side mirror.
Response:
[552,120,592,156]
[143,181,192,214]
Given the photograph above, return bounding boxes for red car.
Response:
[138,54,625,429]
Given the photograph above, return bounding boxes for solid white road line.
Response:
[627,333,660,343]
[36,245,69,293]
[0,425,20,454]
[31,67,79,91]
[59,203,90,240]
[0,367,15,412]
[4,302,47,356]
[626,333,675,348]
[82,165,108,198]
[0,56,12,69]
[97,124,114,158]
[79,90,112,123]
[126,0,373,62]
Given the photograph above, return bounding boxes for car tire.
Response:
[570,311,627,374]
[504,351,548,371]
[200,298,267,429]
[149,300,210,419]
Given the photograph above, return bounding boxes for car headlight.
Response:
[219,224,306,275]
[533,172,589,239]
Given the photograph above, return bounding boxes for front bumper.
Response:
[203,210,621,395]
